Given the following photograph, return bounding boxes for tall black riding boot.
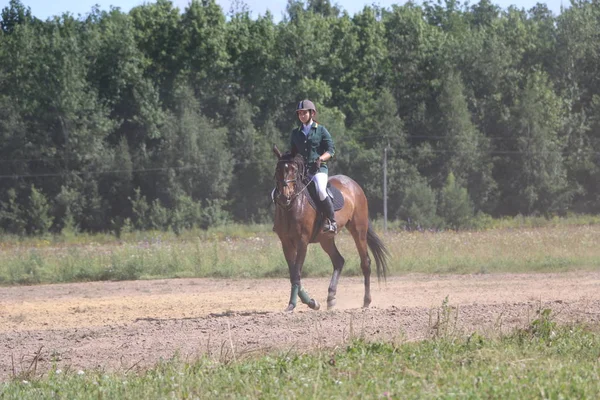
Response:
[320,197,338,234]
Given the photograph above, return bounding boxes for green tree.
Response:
[130,187,150,230]
[349,89,420,218]
[79,179,107,232]
[273,4,335,131]
[581,96,600,212]
[130,0,183,107]
[469,0,500,27]
[400,179,440,230]
[156,83,233,208]
[553,2,600,213]
[338,6,389,128]
[435,72,496,211]
[0,14,115,233]
[171,193,203,233]
[0,95,28,205]
[26,185,54,235]
[100,137,133,224]
[438,172,473,230]
[307,0,340,17]
[422,0,469,34]
[502,72,569,215]
[383,4,447,146]
[225,10,276,117]
[0,189,26,235]
[149,198,170,230]
[86,8,163,146]
[1,0,37,34]
[227,98,278,222]
[54,185,81,233]
[179,0,229,116]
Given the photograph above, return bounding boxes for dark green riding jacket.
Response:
[290,122,335,174]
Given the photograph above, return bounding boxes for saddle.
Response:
[270,179,344,211]
[306,181,344,211]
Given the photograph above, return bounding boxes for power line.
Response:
[1,130,597,180]
[2,146,595,180]
[0,145,595,166]
[0,159,267,180]
[0,133,575,164]
[359,133,526,141]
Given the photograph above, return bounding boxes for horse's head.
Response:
[273,145,305,208]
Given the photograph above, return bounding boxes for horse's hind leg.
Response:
[347,223,372,308]
[320,238,345,310]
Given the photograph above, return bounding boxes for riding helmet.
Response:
[296,99,316,113]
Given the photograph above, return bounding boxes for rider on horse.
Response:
[291,99,338,234]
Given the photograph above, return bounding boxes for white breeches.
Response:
[312,172,328,201]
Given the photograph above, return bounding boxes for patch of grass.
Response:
[385,224,600,275]
[3,319,600,399]
[375,213,600,231]
[1,223,600,286]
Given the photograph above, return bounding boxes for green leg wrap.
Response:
[289,284,300,307]
[298,287,311,304]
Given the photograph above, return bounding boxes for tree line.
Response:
[1,0,599,235]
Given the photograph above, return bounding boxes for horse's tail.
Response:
[367,221,390,282]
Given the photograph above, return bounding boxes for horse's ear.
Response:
[273,144,282,159]
[290,145,298,157]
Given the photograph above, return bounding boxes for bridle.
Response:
[274,158,309,209]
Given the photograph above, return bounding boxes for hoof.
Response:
[327,298,336,310]
[285,304,295,312]
[308,299,320,310]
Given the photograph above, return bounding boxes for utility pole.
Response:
[383,145,388,233]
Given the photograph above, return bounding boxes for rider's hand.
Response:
[311,158,322,174]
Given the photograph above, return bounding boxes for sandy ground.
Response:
[1,271,599,380]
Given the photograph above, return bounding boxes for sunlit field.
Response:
[1,219,599,286]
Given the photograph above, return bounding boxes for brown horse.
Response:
[272,145,389,312]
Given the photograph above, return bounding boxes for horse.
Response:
[272,145,389,312]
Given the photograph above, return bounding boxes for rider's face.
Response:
[297,110,311,124]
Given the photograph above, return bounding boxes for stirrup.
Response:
[323,219,338,234]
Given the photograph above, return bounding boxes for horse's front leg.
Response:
[285,240,320,312]
[282,241,298,312]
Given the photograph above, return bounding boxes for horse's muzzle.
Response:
[278,195,292,208]
[273,188,293,208]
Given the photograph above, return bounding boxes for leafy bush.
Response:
[149,199,169,231]
[171,194,203,234]
[0,188,26,236]
[130,188,150,230]
[201,199,230,229]
[438,172,474,230]
[400,180,441,230]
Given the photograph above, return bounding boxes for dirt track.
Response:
[1,271,599,380]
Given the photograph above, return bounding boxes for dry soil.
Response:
[1,271,599,380]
